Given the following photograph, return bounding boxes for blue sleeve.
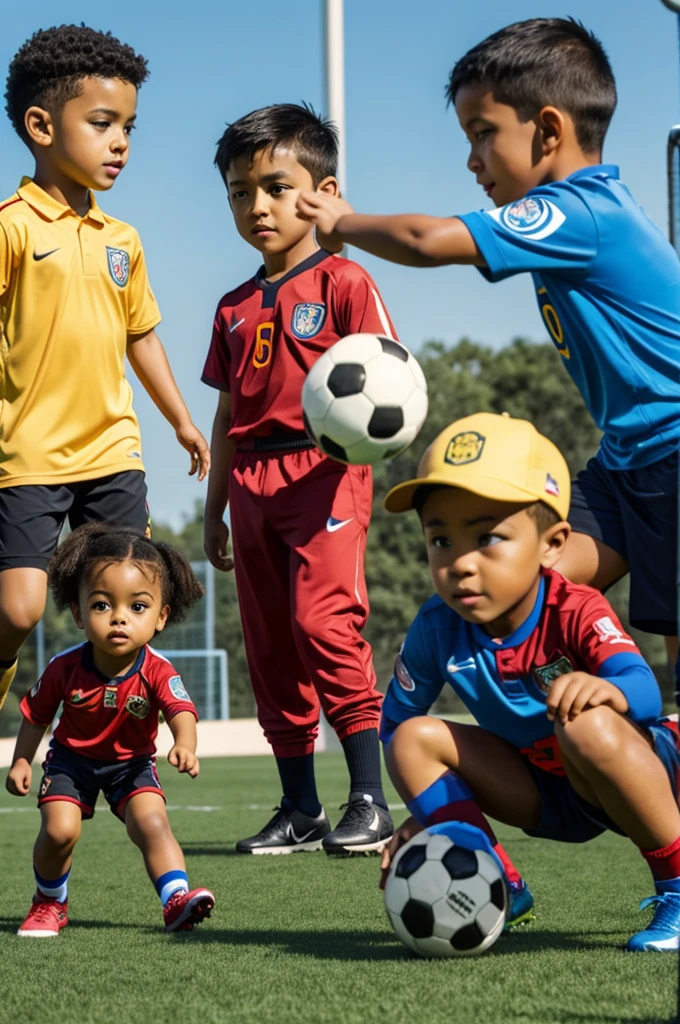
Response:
[380,614,445,745]
[457,186,598,282]
[597,652,662,723]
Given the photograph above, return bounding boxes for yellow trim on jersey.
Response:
[0,178,161,486]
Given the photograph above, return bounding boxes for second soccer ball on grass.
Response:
[302,334,428,464]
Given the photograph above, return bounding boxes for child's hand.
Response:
[546,672,628,725]
[296,192,354,252]
[168,745,199,778]
[379,815,424,890]
[6,758,32,796]
[203,517,234,573]
[176,422,211,482]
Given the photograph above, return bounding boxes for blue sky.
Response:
[2,1,679,526]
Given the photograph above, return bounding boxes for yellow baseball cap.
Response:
[384,412,570,519]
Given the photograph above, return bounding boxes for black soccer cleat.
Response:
[322,794,394,856]
[235,803,331,855]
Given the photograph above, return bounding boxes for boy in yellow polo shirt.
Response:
[0,25,210,708]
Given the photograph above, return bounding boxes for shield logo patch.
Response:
[291,303,326,339]
[125,694,150,719]
[106,246,130,287]
[445,431,485,466]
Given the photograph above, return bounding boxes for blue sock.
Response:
[35,867,69,903]
[155,869,189,906]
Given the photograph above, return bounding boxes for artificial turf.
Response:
[0,752,678,1024]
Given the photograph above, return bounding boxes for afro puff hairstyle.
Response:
[5,24,148,146]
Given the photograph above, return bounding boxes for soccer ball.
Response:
[384,823,507,958]
[302,334,428,464]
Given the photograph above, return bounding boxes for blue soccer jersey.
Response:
[457,166,680,470]
[381,569,661,774]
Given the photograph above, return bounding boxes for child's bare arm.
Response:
[296,192,484,268]
[126,329,210,480]
[167,711,199,778]
[6,718,48,796]
[204,392,235,572]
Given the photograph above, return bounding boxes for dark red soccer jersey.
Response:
[201,249,397,440]
[20,642,198,761]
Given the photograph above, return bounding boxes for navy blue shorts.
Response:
[38,741,165,821]
[0,471,150,571]
[569,452,678,635]
[523,717,680,843]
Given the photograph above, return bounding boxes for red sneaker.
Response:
[163,888,215,932]
[17,892,68,938]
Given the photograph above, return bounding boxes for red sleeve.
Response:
[567,591,642,674]
[201,306,231,392]
[334,266,398,339]
[19,659,67,727]
[150,665,199,723]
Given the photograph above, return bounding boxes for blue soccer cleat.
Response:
[626,887,680,952]
[504,880,536,930]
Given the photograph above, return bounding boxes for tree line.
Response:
[0,336,672,736]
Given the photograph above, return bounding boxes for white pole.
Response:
[325,0,347,196]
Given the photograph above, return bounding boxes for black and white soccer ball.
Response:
[302,334,428,464]
[384,824,507,958]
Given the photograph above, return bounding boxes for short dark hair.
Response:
[48,523,203,626]
[215,103,338,187]
[447,18,616,154]
[5,24,149,146]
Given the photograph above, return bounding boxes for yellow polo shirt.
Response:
[0,178,161,487]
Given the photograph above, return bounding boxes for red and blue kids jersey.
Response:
[458,166,680,470]
[201,249,396,441]
[381,569,662,775]
[20,642,197,761]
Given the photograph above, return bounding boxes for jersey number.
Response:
[253,322,274,369]
[538,289,570,360]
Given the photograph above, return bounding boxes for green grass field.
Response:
[1,752,678,1024]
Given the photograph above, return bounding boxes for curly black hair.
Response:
[48,523,204,627]
[5,24,149,146]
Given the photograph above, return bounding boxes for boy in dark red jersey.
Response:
[202,104,395,854]
[6,524,215,935]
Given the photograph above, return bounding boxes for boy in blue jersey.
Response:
[378,412,680,952]
[297,18,680,680]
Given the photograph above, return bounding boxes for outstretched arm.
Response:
[296,192,484,268]
[127,329,210,480]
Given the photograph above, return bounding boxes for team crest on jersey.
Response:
[169,675,191,701]
[291,303,326,339]
[104,687,118,709]
[487,197,566,241]
[106,246,130,287]
[125,694,150,719]
[445,431,485,466]
[533,656,573,693]
[394,654,415,692]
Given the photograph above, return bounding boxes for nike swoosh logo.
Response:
[33,248,60,261]
[369,811,380,831]
[326,516,353,532]
[288,825,315,843]
[229,317,245,333]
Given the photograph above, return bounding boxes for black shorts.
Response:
[0,471,150,572]
[37,740,164,821]
[569,452,678,634]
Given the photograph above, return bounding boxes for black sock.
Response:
[341,728,388,809]
[0,657,17,669]
[275,754,322,818]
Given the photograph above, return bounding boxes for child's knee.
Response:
[126,805,172,846]
[40,817,80,853]
[390,715,452,765]
[556,705,622,764]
